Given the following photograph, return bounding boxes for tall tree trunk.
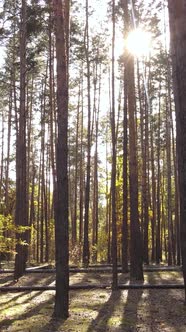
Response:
[14,0,28,281]
[79,76,84,246]
[72,81,81,246]
[168,0,186,301]
[156,84,161,264]
[83,0,91,267]
[171,108,180,265]
[53,0,69,318]
[123,0,143,281]
[122,2,128,274]
[0,112,5,207]
[5,85,12,215]
[150,103,156,262]
[166,96,173,265]
[111,0,118,289]
[92,64,101,263]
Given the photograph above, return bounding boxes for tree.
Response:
[121,0,129,274]
[111,0,118,289]
[53,0,70,319]
[14,0,28,281]
[167,0,186,301]
[83,0,91,267]
[123,0,143,281]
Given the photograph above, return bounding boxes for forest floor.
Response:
[0,269,186,331]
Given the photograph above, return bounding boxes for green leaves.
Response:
[0,214,30,255]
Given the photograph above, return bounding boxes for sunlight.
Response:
[126,28,151,57]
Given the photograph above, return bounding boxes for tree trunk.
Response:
[14,0,28,281]
[168,0,186,301]
[83,0,91,267]
[111,0,118,289]
[156,84,161,264]
[121,2,129,274]
[53,0,69,319]
[122,0,143,281]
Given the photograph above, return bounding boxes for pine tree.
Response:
[53,0,70,318]
[168,0,186,302]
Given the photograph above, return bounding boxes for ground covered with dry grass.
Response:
[0,270,186,331]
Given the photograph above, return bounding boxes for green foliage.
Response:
[0,214,30,256]
[0,214,15,254]
[97,230,109,262]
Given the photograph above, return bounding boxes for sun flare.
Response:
[126,28,151,57]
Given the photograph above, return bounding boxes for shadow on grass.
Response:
[0,273,14,285]
[0,273,56,309]
[41,289,122,332]
[0,290,45,309]
[1,272,143,332]
[0,291,54,331]
[86,289,121,332]
[147,271,186,332]
[121,280,143,332]
[40,317,68,332]
[39,272,100,332]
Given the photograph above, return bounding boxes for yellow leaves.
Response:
[0,213,30,254]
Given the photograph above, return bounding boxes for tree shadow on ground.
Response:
[0,291,54,331]
[40,289,122,332]
[147,272,186,332]
[0,273,55,310]
[41,317,68,332]
[0,273,14,285]
[39,272,100,332]
[12,273,55,287]
[86,289,121,332]
[121,281,143,332]
[0,290,46,309]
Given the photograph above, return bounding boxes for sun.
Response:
[126,28,151,57]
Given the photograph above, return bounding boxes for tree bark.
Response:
[83,0,91,267]
[111,0,118,289]
[53,0,69,319]
[14,0,28,281]
[122,0,143,281]
[167,0,186,301]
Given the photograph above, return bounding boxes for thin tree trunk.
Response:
[83,0,91,267]
[111,0,118,289]
[72,81,81,246]
[79,75,84,246]
[122,57,128,273]
[156,83,161,264]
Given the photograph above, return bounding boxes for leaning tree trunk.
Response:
[168,0,186,302]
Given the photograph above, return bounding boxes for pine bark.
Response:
[111,0,118,289]
[122,2,129,274]
[53,0,69,318]
[122,0,143,281]
[168,0,186,300]
[83,0,91,267]
[14,0,28,281]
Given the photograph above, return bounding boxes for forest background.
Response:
[0,0,179,282]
